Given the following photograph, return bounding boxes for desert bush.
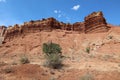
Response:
[86,47,90,54]
[20,55,30,64]
[80,73,94,80]
[4,67,14,73]
[44,53,63,69]
[108,36,113,39]
[43,42,63,69]
[49,77,56,80]
[43,42,62,56]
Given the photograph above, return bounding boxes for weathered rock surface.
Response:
[0,11,110,42]
[0,26,6,45]
[0,26,7,36]
[84,11,110,33]
[73,22,85,33]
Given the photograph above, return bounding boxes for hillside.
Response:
[0,11,120,80]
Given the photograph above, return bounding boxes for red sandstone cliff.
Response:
[84,11,110,33]
[0,11,111,43]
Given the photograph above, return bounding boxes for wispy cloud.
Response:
[54,10,61,14]
[53,10,72,22]
[71,5,80,11]
[58,14,62,18]
[54,10,62,18]
[0,0,6,2]
[54,10,58,13]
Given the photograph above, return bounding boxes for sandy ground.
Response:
[0,26,120,80]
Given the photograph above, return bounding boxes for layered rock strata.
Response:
[84,11,109,33]
[0,11,110,42]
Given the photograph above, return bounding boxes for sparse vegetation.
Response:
[20,55,30,64]
[49,77,56,80]
[86,47,90,54]
[0,61,7,67]
[43,42,62,56]
[118,63,120,67]
[80,73,94,80]
[43,42,63,69]
[12,61,17,65]
[103,54,113,61]
[4,67,13,73]
[108,35,113,39]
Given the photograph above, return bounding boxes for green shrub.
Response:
[43,42,62,69]
[86,47,90,54]
[43,42,62,56]
[20,55,30,64]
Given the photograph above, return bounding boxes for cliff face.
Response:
[4,18,62,41]
[84,11,110,33]
[1,11,110,42]
[0,26,6,45]
[73,22,85,33]
[0,26,6,36]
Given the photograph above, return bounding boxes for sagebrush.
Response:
[43,42,63,69]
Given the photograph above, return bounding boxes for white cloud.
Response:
[72,5,80,11]
[54,10,62,18]
[54,10,58,13]
[0,0,6,2]
[53,10,71,22]
[58,14,62,18]
[54,10,61,14]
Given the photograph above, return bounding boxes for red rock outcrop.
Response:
[4,25,22,41]
[0,26,7,36]
[21,17,62,33]
[84,11,109,33]
[0,26,6,45]
[2,11,110,42]
[73,22,85,33]
[0,26,4,36]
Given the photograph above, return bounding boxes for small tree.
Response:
[43,42,62,69]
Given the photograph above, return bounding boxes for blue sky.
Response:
[0,0,120,26]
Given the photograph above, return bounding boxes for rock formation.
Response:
[73,22,85,33]
[4,24,22,41]
[0,26,6,45]
[0,11,110,43]
[84,11,109,33]
[0,26,7,36]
